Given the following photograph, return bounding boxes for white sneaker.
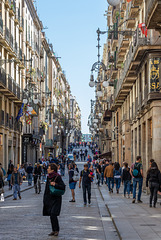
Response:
[1,193,4,202]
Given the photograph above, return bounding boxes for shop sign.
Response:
[150,58,160,92]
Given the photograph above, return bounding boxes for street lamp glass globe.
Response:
[97,91,103,97]
[89,81,95,88]
[33,98,39,104]
[23,99,28,104]
[58,130,61,133]
[97,128,100,131]
[103,81,109,88]
[94,119,98,123]
[55,126,58,129]
[28,106,33,112]
[53,119,56,123]
[49,124,52,128]
[98,113,103,117]
[94,123,97,128]
[61,126,64,129]
[107,0,120,6]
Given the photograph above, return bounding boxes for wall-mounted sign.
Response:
[150,58,160,92]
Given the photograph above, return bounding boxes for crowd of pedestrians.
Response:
[1,142,161,237]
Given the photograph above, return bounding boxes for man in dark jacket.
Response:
[26,163,33,186]
[11,167,22,200]
[79,164,92,205]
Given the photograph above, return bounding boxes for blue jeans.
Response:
[28,173,32,185]
[133,177,143,201]
[124,180,131,195]
[13,184,20,199]
[107,177,114,191]
[115,178,121,190]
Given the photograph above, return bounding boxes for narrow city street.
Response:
[0,161,119,240]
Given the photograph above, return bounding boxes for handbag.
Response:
[49,176,65,196]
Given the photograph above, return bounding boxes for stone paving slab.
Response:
[99,184,161,240]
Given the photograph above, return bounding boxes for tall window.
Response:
[145,63,148,86]
[139,72,142,93]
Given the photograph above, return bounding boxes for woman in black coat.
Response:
[43,163,65,236]
[146,161,161,208]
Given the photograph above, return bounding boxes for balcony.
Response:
[14,121,22,133]
[16,84,20,99]
[145,0,161,30]
[126,19,136,29]
[114,27,156,105]
[103,110,112,122]
[0,16,3,35]
[14,41,18,55]
[19,17,24,32]
[0,68,7,87]
[5,26,10,44]
[128,1,139,18]
[9,0,16,16]
[132,0,143,6]
[5,0,10,8]
[0,110,4,126]
[9,116,14,129]
[14,8,20,25]
[5,113,9,127]
[111,23,118,51]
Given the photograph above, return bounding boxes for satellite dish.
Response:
[107,0,120,6]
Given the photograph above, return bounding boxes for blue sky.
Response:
[36,0,107,133]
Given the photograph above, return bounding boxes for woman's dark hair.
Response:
[50,163,58,173]
[150,159,155,164]
[151,161,158,170]
[124,162,128,168]
[115,162,120,170]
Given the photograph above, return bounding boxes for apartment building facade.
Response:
[103,0,161,176]
[0,0,81,169]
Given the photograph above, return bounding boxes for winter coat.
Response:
[146,168,161,187]
[43,175,65,217]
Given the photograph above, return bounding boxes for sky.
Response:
[36,0,108,134]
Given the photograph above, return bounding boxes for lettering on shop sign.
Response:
[150,58,160,92]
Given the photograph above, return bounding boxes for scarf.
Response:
[48,172,58,179]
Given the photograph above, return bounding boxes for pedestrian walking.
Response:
[7,165,14,190]
[43,163,65,237]
[104,162,114,193]
[130,156,143,203]
[122,162,132,198]
[69,164,79,202]
[0,165,4,201]
[11,167,22,200]
[146,161,161,208]
[114,162,122,194]
[85,148,88,157]
[42,163,47,182]
[97,161,105,186]
[79,164,92,206]
[19,164,26,180]
[26,163,33,186]
[33,163,42,191]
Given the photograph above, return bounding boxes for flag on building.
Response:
[138,23,148,37]
[25,105,32,125]
[127,0,132,2]
[16,103,24,121]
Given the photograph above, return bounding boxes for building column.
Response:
[152,104,161,170]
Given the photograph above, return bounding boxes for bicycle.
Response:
[34,175,41,194]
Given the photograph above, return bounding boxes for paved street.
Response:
[0,162,119,240]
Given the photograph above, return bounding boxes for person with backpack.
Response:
[146,161,161,208]
[114,162,122,194]
[68,164,79,202]
[79,164,92,206]
[130,156,143,203]
[122,162,132,198]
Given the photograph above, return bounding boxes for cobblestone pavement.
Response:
[0,161,119,240]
